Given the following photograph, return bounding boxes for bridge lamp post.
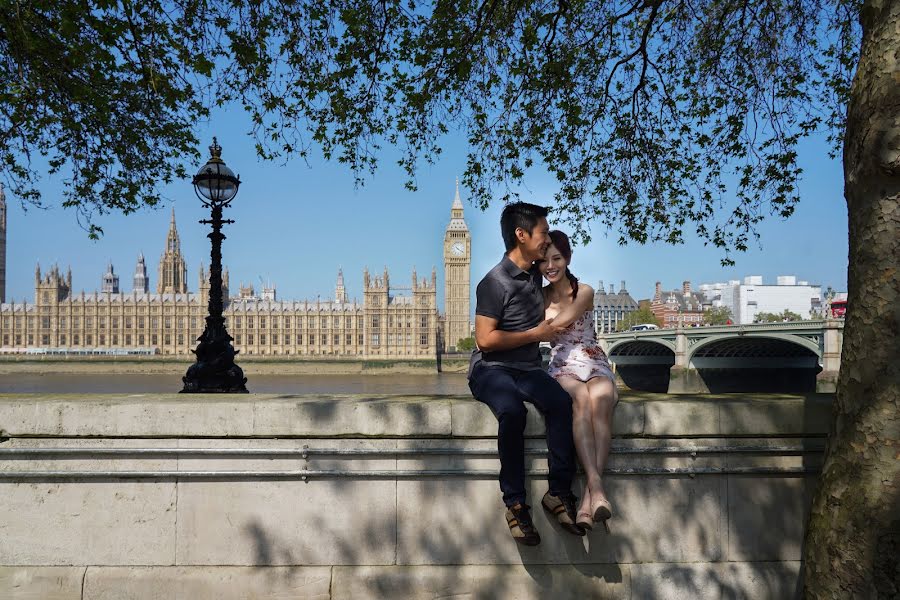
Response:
[180,138,248,393]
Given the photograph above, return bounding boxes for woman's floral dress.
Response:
[547,310,616,384]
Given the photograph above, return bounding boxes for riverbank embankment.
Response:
[0,356,471,376]
[0,392,830,598]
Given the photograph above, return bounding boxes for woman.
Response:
[539,230,618,532]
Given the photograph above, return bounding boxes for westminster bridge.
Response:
[599,319,844,394]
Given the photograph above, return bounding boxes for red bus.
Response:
[830,299,847,318]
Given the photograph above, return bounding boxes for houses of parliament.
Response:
[0,183,473,358]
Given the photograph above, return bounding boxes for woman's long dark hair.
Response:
[548,230,579,300]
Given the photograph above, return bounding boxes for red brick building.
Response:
[650,281,709,328]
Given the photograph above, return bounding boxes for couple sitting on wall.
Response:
[468,202,618,545]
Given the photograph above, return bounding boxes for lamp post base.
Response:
[180,330,248,394]
[180,370,249,393]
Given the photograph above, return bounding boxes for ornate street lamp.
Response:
[181,138,248,393]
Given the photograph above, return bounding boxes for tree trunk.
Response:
[804,1,900,597]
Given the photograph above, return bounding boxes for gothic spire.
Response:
[102,260,119,294]
[133,251,149,293]
[447,180,468,231]
[452,177,464,210]
[335,267,347,303]
[165,209,181,254]
[158,211,187,293]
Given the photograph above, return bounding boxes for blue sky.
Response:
[4,110,848,308]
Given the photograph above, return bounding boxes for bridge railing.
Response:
[602,319,838,340]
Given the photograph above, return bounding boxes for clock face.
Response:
[450,242,466,256]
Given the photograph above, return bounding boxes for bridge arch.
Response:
[687,334,821,365]
[602,322,840,393]
[685,335,821,393]
[607,340,675,393]
[607,337,676,357]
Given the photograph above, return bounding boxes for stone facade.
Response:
[0,190,461,358]
[442,180,471,351]
[0,267,438,359]
[649,280,708,328]
[592,280,639,333]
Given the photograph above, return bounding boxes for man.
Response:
[468,201,582,546]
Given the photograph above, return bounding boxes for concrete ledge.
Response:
[629,561,802,599]
[1,563,802,599]
[0,437,820,568]
[0,395,453,438]
[0,393,832,438]
[718,398,832,436]
[83,566,331,600]
[0,478,177,566]
[332,564,627,599]
[0,393,825,599]
[0,567,85,600]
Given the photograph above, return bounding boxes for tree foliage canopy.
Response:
[455,336,476,352]
[754,308,804,323]
[1,0,860,254]
[703,305,733,325]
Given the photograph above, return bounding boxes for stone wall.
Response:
[0,356,471,375]
[0,393,831,599]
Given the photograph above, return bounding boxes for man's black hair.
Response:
[500,202,550,252]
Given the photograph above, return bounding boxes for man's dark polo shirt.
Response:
[470,254,545,373]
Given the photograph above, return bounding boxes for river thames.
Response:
[0,373,472,395]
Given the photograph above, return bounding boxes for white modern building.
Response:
[698,275,822,324]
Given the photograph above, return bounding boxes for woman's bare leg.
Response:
[557,375,599,517]
[586,377,617,508]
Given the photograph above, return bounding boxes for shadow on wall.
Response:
[219,397,817,599]
[234,472,809,598]
[245,520,296,568]
[1,420,815,597]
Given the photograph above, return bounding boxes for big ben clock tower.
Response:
[443,179,471,351]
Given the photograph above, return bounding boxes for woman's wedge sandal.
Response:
[576,510,594,531]
[591,496,613,534]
